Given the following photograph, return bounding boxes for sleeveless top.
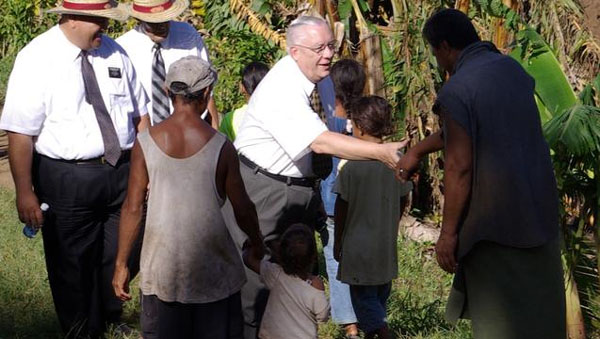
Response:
[137,130,246,303]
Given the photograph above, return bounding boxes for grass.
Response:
[0,186,470,338]
[0,54,16,106]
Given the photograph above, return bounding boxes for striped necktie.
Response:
[310,87,333,179]
[152,43,170,124]
[80,50,121,166]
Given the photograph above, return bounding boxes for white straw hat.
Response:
[127,0,189,23]
[46,0,128,21]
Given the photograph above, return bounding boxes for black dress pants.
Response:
[32,155,142,338]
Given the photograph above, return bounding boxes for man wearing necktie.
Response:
[0,1,150,337]
[117,0,220,128]
[233,15,407,338]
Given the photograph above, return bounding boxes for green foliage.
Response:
[0,55,16,105]
[0,0,57,105]
[202,0,284,115]
[509,28,579,122]
[544,105,600,160]
[0,0,56,57]
[473,0,519,30]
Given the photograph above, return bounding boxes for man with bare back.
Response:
[112,56,264,339]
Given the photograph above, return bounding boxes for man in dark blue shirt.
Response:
[398,8,565,339]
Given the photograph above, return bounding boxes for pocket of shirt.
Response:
[109,92,135,145]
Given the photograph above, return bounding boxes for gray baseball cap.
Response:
[165,56,217,95]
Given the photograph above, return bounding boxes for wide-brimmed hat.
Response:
[127,0,189,23]
[166,56,217,95]
[47,0,128,21]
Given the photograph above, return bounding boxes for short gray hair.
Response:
[286,16,329,53]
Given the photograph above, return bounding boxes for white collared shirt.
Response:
[0,25,149,160]
[116,21,211,124]
[234,55,331,177]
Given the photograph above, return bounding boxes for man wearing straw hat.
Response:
[0,0,149,337]
[117,0,220,128]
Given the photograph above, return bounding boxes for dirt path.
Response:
[581,0,600,41]
[0,104,14,191]
[0,130,13,191]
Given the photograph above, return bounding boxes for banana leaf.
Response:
[509,28,578,122]
[544,105,600,160]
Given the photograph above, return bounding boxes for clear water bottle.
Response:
[22,203,49,238]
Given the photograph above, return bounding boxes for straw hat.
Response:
[127,0,189,23]
[47,0,128,21]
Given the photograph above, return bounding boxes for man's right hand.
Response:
[112,264,131,301]
[381,139,410,170]
[396,149,420,182]
[16,190,43,227]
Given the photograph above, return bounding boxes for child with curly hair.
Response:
[334,96,412,339]
[243,223,330,339]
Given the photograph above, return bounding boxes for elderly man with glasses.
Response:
[232,15,406,338]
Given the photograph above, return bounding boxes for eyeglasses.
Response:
[293,40,337,56]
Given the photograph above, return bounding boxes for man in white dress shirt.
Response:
[116,0,219,128]
[233,15,406,338]
[0,1,149,337]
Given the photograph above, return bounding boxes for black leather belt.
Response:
[37,150,131,165]
[239,153,317,188]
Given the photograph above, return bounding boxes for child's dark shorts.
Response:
[349,282,392,334]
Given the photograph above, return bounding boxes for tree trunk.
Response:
[455,0,470,13]
[314,0,326,17]
[359,27,385,96]
[565,266,586,339]
[492,0,517,51]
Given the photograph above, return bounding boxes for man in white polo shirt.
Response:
[233,15,406,338]
[116,0,220,128]
[0,1,149,337]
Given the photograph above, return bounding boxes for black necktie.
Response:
[80,50,121,166]
[310,87,333,179]
[152,43,169,124]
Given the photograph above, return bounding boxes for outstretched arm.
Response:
[396,130,444,181]
[311,131,408,170]
[113,141,148,301]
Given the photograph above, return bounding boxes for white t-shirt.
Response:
[117,21,211,124]
[258,260,329,339]
[234,55,330,177]
[0,25,149,160]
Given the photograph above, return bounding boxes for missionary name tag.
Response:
[108,67,122,78]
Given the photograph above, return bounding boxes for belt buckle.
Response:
[100,156,107,165]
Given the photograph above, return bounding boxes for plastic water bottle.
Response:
[22,203,49,238]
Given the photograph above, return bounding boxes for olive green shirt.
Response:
[334,160,412,285]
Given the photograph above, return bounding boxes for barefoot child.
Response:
[334,96,412,339]
[244,223,330,339]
